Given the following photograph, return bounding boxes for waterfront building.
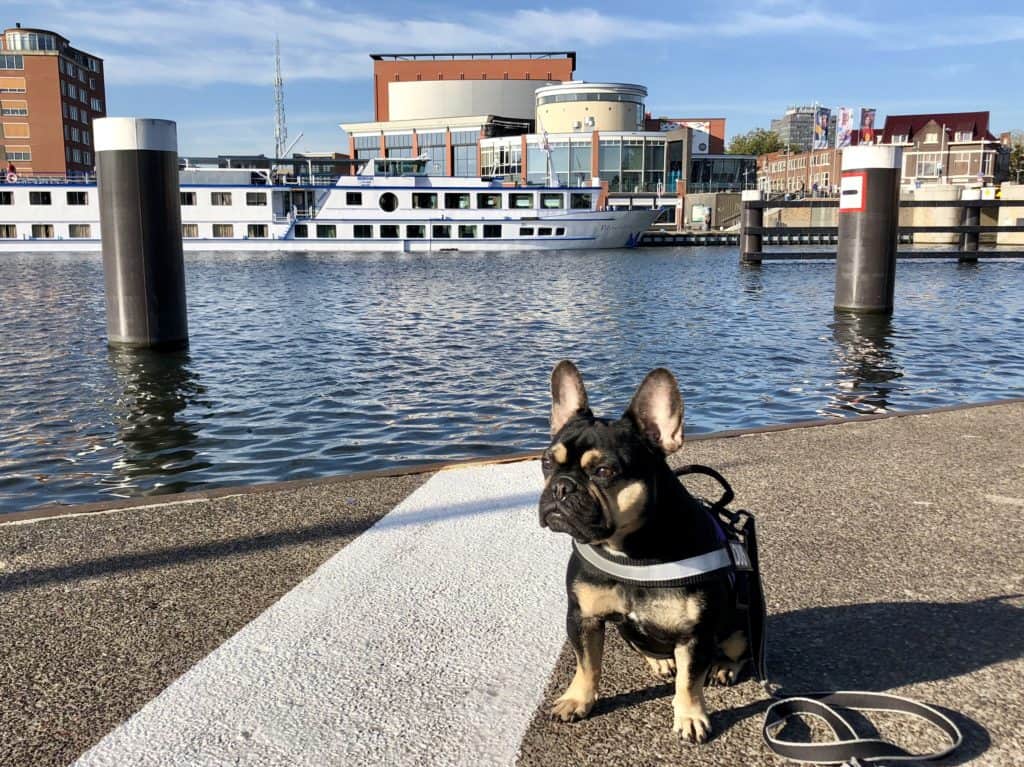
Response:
[881,111,1009,187]
[0,24,106,177]
[341,52,574,176]
[757,147,842,196]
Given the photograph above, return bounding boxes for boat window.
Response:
[458,224,477,238]
[570,193,591,210]
[67,191,88,205]
[180,191,196,206]
[483,224,501,238]
[212,223,234,238]
[556,227,565,235]
[211,192,232,206]
[0,224,18,237]
[246,192,267,206]
[346,192,363,205]
[247,224,268,238]
[406,225,425,238]
[432,224,451,238]
[379,193,399,212]
[29,191,51,205]
[380,224,400,238]
[519,227,534,236]
[540,194,564,209]
[412,193,437,209]
[476,193,501,209]
[444,193,470,210]
[182,224,199,238]
[0,191,13,205]
[294,224,308,238]
[31,224,55,239]
[69,224,91,238]
[538,227,553,236]
[354,225,373,238]
[317,224,337,238]
[509,193,533,209]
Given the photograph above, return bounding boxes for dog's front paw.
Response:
[550,693,596,722]
[673,708,711,743]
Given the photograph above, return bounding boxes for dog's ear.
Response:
[550,360,590,436]
[624,368,684,454]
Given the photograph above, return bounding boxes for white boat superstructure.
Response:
[0,157,660,252]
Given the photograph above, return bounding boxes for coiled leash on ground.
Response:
[674,465,963,765]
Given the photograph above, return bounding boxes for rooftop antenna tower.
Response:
[273,36,287,160]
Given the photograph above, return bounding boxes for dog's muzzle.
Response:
[539,475,610,541]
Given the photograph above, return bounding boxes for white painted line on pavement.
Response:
[73,460,571,767]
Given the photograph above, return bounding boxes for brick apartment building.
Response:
[1,24,106,176]
[757,147,842,196]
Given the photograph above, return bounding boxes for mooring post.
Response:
[740,189,763,264]
[94,117,188,349]
[959,187,981,260]
[835,145,902,313]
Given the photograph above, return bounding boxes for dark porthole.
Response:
[379,192,399,212]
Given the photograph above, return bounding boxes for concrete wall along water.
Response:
[997,183,1024,246]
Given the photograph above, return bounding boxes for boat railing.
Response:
[2,172,96,185]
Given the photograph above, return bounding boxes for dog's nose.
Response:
[551,476,578,501]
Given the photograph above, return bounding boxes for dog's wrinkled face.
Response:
[538,361,684,545]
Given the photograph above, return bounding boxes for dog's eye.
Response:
[593,465,616,479]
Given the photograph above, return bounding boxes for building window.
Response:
[69,224,91,238]
[540,193,564,209]
[451,130,480,177]
[476,193,501,209]
[891,134,908,144]
[384,133,413,159]
[0,191,11,205]
[379,192,398,212]
[90,98,103,111]
[7,149,30,161]
[432,224,451,238]
[570,193,591,210]
[0,76,27,94]
[247,224,268,238]
[1,121,28,138]
[317,224,337,238]
[1,101,28,117]
[509,193,534,209]
[246,192,267,206]
[66,191,88,205]
[69,105,79,121]
[180,191,196,206]
[29,191,51,205]
[0,224,16,238]
[483,224,501,238]
[354,224,373,238]
[32,224,55,238]
[213,224,234,238]
[0,55,24,70]
[380,224,400,238]
[519,227,534,236]
[68,84,78,100]
[417,132,446,175]
[538,227,553,236]
[444,193,470,209]
[211,191,232,205]
[82,130,90,145]
[406,225,425,238]
[458,224,477,238]
[294,224,308,238]
[955,130,972,142]
[83,150,92,166]
[925,132,938,144]
[346,192,363,205]
[182,224,199,238]
[915,152,942,177]
[412,192,437,209]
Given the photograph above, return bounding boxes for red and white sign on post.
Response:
[839,171,867,213]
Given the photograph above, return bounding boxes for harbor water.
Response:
[1,247,1022,513]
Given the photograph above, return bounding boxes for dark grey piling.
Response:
[835,146,902,313]
[960,188,980,260]
[740,189,763,264]
[95,117,188,349]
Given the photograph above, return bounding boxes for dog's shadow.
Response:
[592,595,1023,764]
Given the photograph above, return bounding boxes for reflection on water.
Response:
[822,312,904,417]
[1,249,1022,512]
[102,348,210,497]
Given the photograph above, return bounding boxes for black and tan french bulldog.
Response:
[538,360,747,743]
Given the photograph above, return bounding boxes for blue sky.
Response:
[10,0,1024,156]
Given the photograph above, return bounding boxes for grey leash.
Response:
[675,465,964,766]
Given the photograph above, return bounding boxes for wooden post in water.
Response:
[740,189,763,264]
[95,118,188,349]
[959,188,981,261]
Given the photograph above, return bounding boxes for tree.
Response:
[1009,129,1024,183]
[727,128,785,156]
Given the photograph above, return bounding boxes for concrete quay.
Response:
[2,401,1023,766]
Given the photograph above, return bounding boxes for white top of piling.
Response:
[741,189,764,201]
[841,144,901,171]
[94,118,177,153]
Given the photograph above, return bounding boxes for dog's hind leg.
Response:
[709,629,747,686]
[641,653,677,681]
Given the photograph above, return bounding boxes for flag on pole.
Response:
[859,108,877,144]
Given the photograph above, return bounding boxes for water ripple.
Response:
[1,248,1023,512]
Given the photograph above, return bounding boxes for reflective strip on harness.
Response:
[573,542,733,584]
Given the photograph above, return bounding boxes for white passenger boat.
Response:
[0,157,659,252]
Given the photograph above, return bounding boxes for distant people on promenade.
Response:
[6,162,16,181]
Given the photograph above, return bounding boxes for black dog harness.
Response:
[573,464,963,766]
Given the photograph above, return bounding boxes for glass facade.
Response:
[385,133,413,159]
[418,132,445,176]
[688,156,757,193]
[451,130,479,177]
[353,135,379,162]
